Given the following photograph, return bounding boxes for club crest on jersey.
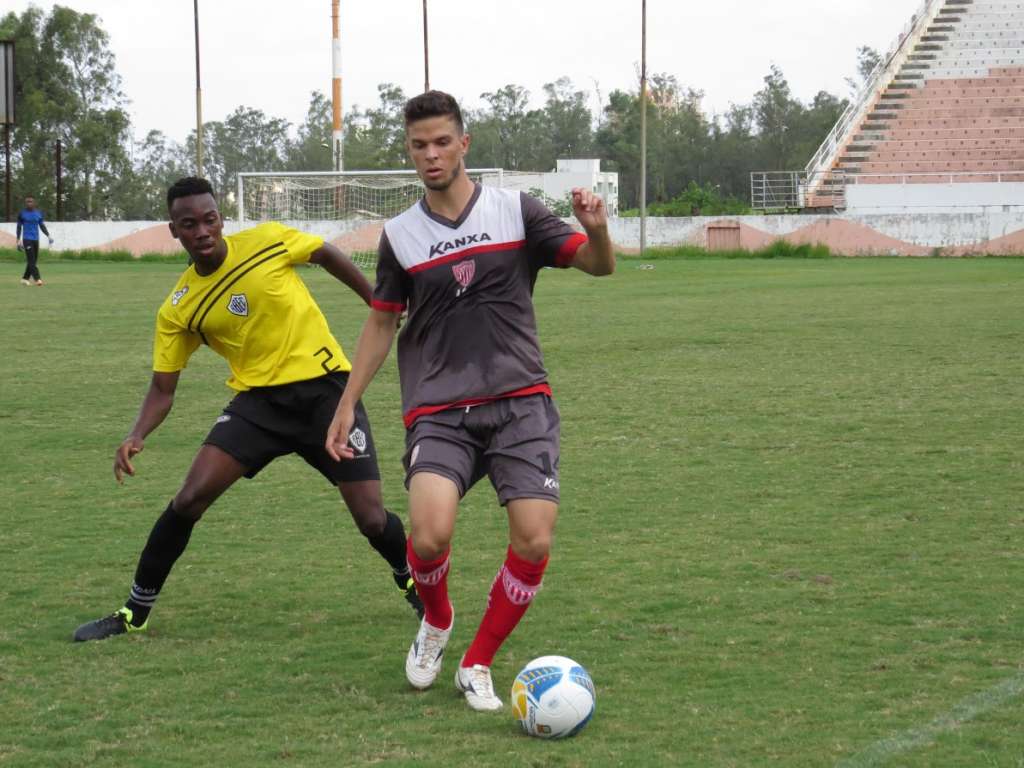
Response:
[429,232,491,259]
[452,259,475,288]
[171,286,189,306]
[227,293,249,317]
[348,427,367,454]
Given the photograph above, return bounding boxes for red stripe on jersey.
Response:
[555,232,588,268]
[407,239,528,274]
[403,383,553,428]
[372,299,406,313]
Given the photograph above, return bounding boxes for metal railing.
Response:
[751,171,847,211]
[804,0,946,179]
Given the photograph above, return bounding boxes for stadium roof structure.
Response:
[754,0,1024,213]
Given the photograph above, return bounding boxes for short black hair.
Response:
[167,177,215,210]
[404,90,464,134]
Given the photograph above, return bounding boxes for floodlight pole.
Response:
[3,123,9,222]
[640,0,647,258]
[423,0,430,92]
[332,0,343,171]
[194,0,204,177]
[55,139,63,220]
[1,39,13,222]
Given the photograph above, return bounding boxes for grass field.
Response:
[1,257,1022,767]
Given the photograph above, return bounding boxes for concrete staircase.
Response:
[807,0,1024,208]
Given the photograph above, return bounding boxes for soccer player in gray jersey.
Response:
[326,90,615,712]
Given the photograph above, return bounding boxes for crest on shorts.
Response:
[452,259,475,288]
[348,427,367,454]
[227,293,249,317]
[171,286,189,306]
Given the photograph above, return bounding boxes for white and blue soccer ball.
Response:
[511,655,596,739]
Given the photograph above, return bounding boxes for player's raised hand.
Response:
[325,404,356,462]
[571,187,608,232]
[114,436,145,483]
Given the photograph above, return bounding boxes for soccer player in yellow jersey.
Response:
[73,177,422,642]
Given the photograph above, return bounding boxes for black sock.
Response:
[124,501,196,626]
[367,510,411,585]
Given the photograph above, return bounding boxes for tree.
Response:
[342,83,409,170]
[539,77,593,163]
[184,106,291,215]
[846,46,883,96]
[0,6,133,219]
[287,91,334,172]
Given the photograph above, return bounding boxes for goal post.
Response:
[236,168,544,269]
[236,168,527,225]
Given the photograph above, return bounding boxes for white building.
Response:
[510,159,619,216]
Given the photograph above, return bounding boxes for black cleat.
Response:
[73,607,147,642]
[394,574,425,619]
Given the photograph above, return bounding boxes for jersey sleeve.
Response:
[371,231,409,313]
[152,307,202,372]
[270,222,325,265]
[520,192,588,270]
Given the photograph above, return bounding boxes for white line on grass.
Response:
[836,671,1024,768]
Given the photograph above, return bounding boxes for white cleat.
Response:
[455,662,503,711]
[405,609,453,690]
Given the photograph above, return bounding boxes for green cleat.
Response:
[73,607,148,642]
[394,574,425,619]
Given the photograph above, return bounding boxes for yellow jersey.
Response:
[153,222,351,391]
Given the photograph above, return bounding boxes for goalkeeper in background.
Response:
[73,176,422,642]
[16,195,52,286]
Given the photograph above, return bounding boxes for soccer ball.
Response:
[511,655,596,739]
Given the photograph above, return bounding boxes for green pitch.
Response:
[1,258,1022,767]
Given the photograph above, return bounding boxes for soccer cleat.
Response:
[394,573,425,619]
[72,607,148,642]
[20,279,31,286]
[405,608,453,689]
[34,280,44,286]
[455,661,504,711]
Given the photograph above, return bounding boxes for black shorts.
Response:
[204,372,380,485]
[402,394,561,506]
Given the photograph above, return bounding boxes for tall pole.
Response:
[194,0,203,177]
[55,139,63,220]
[3,124,9,222]
[640,0,647,258]
[638,0,647,259]
[332,0,343,171]
[422,0,430,92]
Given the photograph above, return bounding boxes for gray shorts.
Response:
[402,394,561,506]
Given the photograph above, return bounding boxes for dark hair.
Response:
[404,90,464,133]
[167,177,215,210]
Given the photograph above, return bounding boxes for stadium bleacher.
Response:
[810,0,1024,209]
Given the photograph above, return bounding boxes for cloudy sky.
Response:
[11,0,918,143]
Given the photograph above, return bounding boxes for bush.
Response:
[621,242,833,260]
[621,181,752,217]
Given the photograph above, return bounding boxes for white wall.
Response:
[8,211,1024,255]
[846,182,1024,214]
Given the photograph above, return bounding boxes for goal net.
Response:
[237,169,543,269]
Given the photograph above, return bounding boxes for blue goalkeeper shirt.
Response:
[17,209,48,242]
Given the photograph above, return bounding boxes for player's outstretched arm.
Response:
[114,371,180,483]
[568,188,616,277]
[310,243,373,306]
[325,309,400,461]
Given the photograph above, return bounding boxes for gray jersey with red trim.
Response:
[374,184,586,426]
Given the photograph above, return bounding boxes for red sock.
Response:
[406,539,453,629]
[462,546,548,668]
